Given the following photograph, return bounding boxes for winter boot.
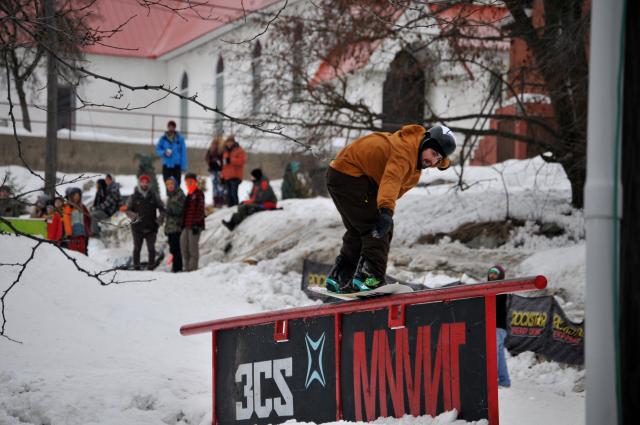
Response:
[351,257,385,291]
[222,219,236,231]
[325,255,356,293]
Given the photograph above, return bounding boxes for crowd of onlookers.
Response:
[0,120,301,272]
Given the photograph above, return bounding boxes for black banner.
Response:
[216,316,336,425]
[300,259,459,301]
[506,295,584,365]
[340,298,489,422]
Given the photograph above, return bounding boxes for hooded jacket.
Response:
[330,125,426,211]
[221,143,247,181]
[155,132,188,170]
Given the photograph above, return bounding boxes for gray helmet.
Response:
[420,125,457,157]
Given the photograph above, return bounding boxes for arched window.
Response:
[291,22,303,101]
[381,50,425,131]
[180,72,189,136]
[251,41,262,114]
[215,56,224,135]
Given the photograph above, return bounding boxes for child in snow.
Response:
[126,175,165,270]
[325,125,455,293]
[181,173,205,271]
[46,197,64,245]
[63,187,91,255]
[488,264,512,388]
[222,168,277,231]
[164,177,185,273]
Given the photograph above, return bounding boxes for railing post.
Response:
[150,114,155,145]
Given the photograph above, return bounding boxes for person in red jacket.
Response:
[222,168,277,231]
[181,173,205,271]
[46,197,64,245]
[221,135,247,207]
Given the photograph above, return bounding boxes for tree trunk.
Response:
[44,0,58,197]
[561,158,585,209]
[15,78,32,132]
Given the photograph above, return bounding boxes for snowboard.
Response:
[309,283,413,301]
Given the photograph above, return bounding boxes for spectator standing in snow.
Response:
[126,175,165,270]
[164,177,185,273]
[90,178,120,237]
[221,135,247,207]
[325,125,455,293]
[105,174,122,208]
[488,264,511,388]
[45,197,64,245]
[63,187,91,255]
[281,161,310,200]
[205,136,226,208]
[0,185,24,217]
[181,173,205,271]
[155,120,188,184]
[222,168,277,231]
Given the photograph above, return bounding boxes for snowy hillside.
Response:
[0,158,585,424]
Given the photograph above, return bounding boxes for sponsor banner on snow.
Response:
[506,295,584,365]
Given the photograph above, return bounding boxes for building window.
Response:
[489,71,503,104]
[381,50,425,131]
[215,56,224,135]
[180,72,189,136]
[251,41,262,114]
[57,85,75,130]
[291,22,303,102]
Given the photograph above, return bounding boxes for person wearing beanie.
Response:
[126,175,165,270]
[181,173,205,271]
[221,135,247,207]
[222,168,277,231]
[325,124,456,293]
[155,120,187,184]
[488,264,511,388]
[62,187,92,255]
[164,176,186,272]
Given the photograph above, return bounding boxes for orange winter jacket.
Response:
[330,125,427,211]
[221,144,247,180]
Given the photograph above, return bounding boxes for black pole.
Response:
[44,0,58,197]
[620,0,640,423]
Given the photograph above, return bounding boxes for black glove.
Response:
[370,208,393,239]
[192,226,202,236]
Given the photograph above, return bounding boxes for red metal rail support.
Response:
[181,276,547,336]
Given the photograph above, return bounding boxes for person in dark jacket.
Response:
[155,120,188,184]
[181,173,205,271]
[0,185,25,217]
[164,177,185,272]
[222,168,277,231]
[488,264,511,388]
[91,179,114,237]
[205,136,225,208]
[126,175,165,270]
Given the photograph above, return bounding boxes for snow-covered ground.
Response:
[0,158,585,424]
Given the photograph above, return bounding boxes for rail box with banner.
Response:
[181,276,547,425]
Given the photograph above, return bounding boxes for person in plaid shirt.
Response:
[181,173,205,271]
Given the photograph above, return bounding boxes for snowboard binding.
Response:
[325,255,357,294]
[351,256,385,292]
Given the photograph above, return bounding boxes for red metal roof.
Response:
[85,0,279,58]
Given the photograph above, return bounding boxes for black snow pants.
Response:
[326,167,392,279]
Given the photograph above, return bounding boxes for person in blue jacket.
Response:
[155,120,187,184]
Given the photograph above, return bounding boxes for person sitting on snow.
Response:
[488,264,511,388]
[181,173,205,272]
[222,168,277,232]
[325,125,455,293]
[63,187,91,255]
[90,178,121,238]
[126,175,165,270]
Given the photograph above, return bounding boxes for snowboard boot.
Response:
[351,257,385,292]
[325,255,356,293]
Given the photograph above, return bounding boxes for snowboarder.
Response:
[221,135,247,207]
[325,124,455,293]
[488,264,511,387]
[164,177,185,273]
[181,173,205,271]
[62,187,91,255]
[222,168,277,231]
[155,120,188,184]
[126,175,165,270]
[205,136,226,208]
